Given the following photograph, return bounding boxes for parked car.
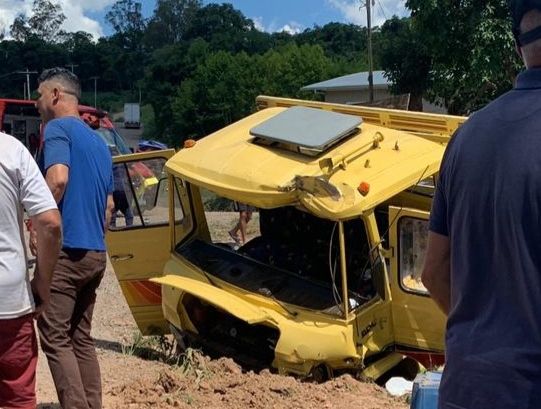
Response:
[137,139,168,152]
[105,96,468,382]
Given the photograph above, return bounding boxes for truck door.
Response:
[388,206,446,367]
[105,149,188,335]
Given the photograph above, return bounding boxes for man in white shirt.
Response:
[0,132,61,409]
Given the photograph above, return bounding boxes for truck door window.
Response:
[398,217,429,294]
[109,157,168,229]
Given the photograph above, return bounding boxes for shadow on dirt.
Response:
[95,338,123,353]
[37,404,60,408]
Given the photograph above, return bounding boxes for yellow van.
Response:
[106,96,467,381]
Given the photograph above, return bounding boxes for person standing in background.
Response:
[33,67,114,409]
[229,202,255,246]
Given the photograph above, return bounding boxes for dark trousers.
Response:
[37,249,106,409]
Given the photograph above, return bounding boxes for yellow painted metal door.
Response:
[106,150,176,335]
[388,206,446,363]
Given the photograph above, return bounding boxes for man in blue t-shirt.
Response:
[33,67,114,409]
[422,3,541,409]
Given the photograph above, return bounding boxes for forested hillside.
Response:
[0,0,523,145]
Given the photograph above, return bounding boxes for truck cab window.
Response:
[398,216,429,294]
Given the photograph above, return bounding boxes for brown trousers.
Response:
[37,250,106,409]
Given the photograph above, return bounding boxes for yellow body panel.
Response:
[388,207,446,352]
[166,107,446,220]
[151,267,366,376]
[106,150,175,335]
[150,251,398,379]
[151,275,272,324]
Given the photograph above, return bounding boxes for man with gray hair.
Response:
[422,2,541,408]
[34,67,114,409]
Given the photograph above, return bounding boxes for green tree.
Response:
[168,44,334,144]
[406,0,521,113]
[58,32,108,94]
[10,0,66,43]
[171,51,260,143]
[142,39,210,140]
[105,0,148,91]
[106,0,146,38]
[183,3,264,53]
[144,0,201,48]
[259,43,333,98]
[0,37,68,97]
[378,17,432,111]
[297,23,367,61]
[10,14,31,42]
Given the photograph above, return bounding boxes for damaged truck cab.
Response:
[106,96,467,381]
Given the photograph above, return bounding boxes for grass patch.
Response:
[121,332,178,363]
[121,332,211,382]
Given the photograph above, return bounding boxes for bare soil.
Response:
[35,213,409,409]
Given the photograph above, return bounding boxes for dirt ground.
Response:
[35,212,410,409]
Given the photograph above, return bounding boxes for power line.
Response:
[376,0,388,22]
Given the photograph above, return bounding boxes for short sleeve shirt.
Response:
[0,133,57,319]
[430,68,541,409]
[43,117,113,251]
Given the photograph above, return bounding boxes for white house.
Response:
[302,70,446,113]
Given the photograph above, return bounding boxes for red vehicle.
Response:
[0,98,131,156]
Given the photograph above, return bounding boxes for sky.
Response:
[0,0,409,39]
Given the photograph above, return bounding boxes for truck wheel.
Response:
[376,357,420,385]
[309,364,332,383]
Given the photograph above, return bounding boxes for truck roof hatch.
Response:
[250,106,362,157]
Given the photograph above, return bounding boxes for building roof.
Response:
[302,71,389,92]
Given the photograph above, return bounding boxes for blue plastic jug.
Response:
[410,371,442,409]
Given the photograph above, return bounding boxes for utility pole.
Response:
[366,0,374,103]
[90,76,99,108]
[16,69,37,100]
[66,63,79,73]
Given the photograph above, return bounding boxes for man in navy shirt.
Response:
[422,2,541,408]
[34,67,114,409]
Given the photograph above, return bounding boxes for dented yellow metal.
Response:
[106,96,466,380]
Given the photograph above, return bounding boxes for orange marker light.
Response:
[358,182,370,196]
[184,139,196,148]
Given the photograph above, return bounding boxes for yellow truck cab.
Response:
[106,96,467,381]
